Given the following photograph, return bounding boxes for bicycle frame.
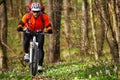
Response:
[23,30,44,76]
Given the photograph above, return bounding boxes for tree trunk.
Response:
[9,0,13,17]
[81,0,89,56]
[100,0,119,63]
[47,0,62,63]
[63,0,71,56]
[0,0,8,69]
[116,0,120,62]
[94,0,105,57]
[47,0,54,63]
[98,14,105,56]
[90,0,98,60]
[110,0,120,63]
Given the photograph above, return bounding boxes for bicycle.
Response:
[23,29,44,76]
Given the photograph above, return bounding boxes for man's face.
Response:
[32,11,40,18]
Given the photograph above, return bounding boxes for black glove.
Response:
[47,30,52,34]
[17,27,23,32]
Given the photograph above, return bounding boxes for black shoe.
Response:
[38,65,43,73]
[38,70,43,73]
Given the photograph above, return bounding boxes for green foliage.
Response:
[44,61,118,80]
[0,59,119,80]
[0,60,32,80]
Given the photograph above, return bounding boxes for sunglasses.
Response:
[33,11,40,13]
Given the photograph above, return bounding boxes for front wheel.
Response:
[30,46,38,76]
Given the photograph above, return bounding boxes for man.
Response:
[17,2,52,73]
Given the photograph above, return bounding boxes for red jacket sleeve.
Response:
[43,14,52,31]
[17,13,29,28]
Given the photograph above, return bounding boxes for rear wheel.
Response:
[30,46,38,76]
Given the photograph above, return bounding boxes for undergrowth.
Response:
[0,58,119,80]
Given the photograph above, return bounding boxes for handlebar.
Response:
[23,29,45,35]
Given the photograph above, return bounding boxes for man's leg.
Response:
[37,34,44,72]
[23,33,32,61]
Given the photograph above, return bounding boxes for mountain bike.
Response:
[23,30,44,76]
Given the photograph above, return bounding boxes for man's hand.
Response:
[47,29,52,34]
[17,27,23,32]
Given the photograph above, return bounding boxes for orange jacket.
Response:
[18,13,52,32]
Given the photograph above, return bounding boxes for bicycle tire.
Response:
[30,45,38,76]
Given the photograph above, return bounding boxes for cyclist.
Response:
[17,2,52,73]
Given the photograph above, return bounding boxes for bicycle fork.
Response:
[30,42,33,63]
[29,38,39,64]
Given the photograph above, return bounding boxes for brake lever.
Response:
[23,28,30,34]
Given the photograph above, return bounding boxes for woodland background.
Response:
[0,0,120,79]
